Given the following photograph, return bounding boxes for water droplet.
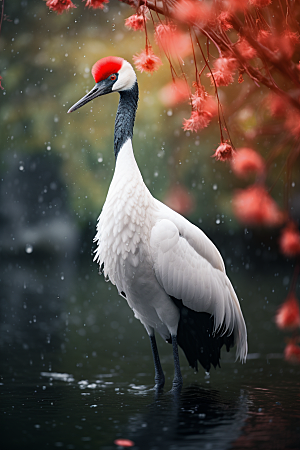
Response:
[98,157,103,163]
[47,145,51,151]
[19,163,24,171]
[216,219,220,224]
[213,184,217,190]
[25,244,33,254]
[167,109,173,116]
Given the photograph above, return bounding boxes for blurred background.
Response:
[1,2,300,448]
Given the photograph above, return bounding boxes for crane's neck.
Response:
[114,81,139,159]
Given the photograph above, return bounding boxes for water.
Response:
[1,256,300,449]
[1,357,300,449]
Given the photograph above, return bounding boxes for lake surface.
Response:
[1,252,300,449]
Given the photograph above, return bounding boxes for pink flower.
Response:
[268,94,287,117]
[85,0,108,9]
[216,12,232,31]
[174,0,212,25]
[279,223,300,257]
[212,141,235,162]
[257,30,271,46]
[159,80,190,107]
[232,185,284,226]
[45,0,76,14]
[276,294,300,330]
[249,0,272,7]
[208,57,237,87]
[183,111,212,132]
[155,23,191,58]
[133,46,162,74]
[190,84,208,111]
[0,76,4,90]
[236,38,257,60]
[284,339,300,363]
[285,110,300,138]
[125,13,148,31]
[231,147,265,178]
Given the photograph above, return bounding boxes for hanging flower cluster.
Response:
[45,0,109,13]
[45,0,76,14]
[183,84,217,132]
[133,46,162,74]
[85,0,109,9]
[231,148,265,178]
[279,224,300,258]
[232,186,283,227]
[212,141,235,162]
[276,294,300,330]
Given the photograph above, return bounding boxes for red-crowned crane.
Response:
[68,56,248,390]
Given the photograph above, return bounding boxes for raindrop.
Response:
[213,184,217,191]
[154,171,159,177]
[47,145,51,151]
[167,109,173,116]
[98,157,103,163]
[19,162,24,171]
[25,244,33,254]
[61,273,65,281]
[216,219,220,224]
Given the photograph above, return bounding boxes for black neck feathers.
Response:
[114,81,139,159]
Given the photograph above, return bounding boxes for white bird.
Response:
[68,56,248,389]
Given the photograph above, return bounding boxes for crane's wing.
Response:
[150,219,247,362]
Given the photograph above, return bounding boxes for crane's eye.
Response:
[110,74,117,81]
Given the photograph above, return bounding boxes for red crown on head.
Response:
[92,56,123,83]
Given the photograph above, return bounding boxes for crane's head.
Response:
[67,56,136,113]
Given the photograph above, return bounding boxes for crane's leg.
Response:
[149,334,165,389]
[171,335,183,390]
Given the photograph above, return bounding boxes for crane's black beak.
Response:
[67,79,112,113]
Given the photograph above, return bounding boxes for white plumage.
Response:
[94,139,247,363]
[68,56,248,389]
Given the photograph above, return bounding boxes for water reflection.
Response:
[123,385,248,450]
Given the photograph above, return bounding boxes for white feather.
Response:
[94,139,248,363]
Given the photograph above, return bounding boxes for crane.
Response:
[68,56,248,390]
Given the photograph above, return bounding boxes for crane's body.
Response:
[68,57,247,389]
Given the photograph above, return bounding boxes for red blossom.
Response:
[216,11,233,31]
[174,0,212,25]
[284,339,300,363]
[183,110,212,132]
[231,147,265,178]
[164,184,195,216]
[285,110,300,138]
[155,23,191,58]
[212,141,235,162]
[208,57,237,87]
[232,185,284,226]
[0,76,4,90]
[159,80,190,107]
[279,223,300,257]
[133,46,162,74]
[268,94,287,117]
[236,38,257,60]
[257,29,271,47]
[276,294,300,330]
[125,12,148,31]
[249,0,272,7]
[45,0,76,14]
[190,84,208,111]
[114,439,135,447]
[85,0,108,9]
